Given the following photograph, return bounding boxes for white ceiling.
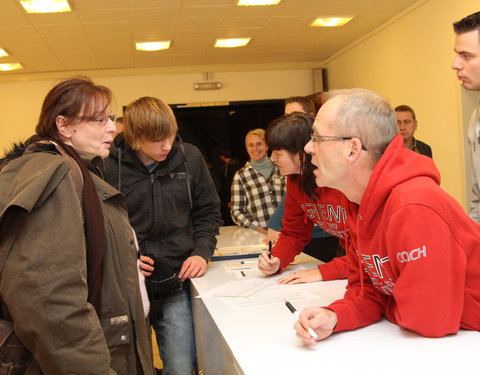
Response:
[0,0,419,76]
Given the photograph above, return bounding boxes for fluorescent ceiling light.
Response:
[310,16,354,27]
[237,0,282,5]
[20,0,71,14]
[0,49,9,57]
[215,38,251,48]
[0,63,23,71]
[135,41,171,51]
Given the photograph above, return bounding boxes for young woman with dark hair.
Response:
[259,112,357,284]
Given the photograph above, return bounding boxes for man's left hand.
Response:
[179,255,207,281]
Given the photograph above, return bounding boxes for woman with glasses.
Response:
[258,112,358,284]
[0,76,154,375]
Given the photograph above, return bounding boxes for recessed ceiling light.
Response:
[0,63,23,71]
[0,49,9,58]
[237,0,282,5]
[310,16,354,27]
[20,0,71,14]
[215,38,251,48]
[135,41,171,51]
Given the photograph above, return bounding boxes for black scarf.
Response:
[60,144,106,317]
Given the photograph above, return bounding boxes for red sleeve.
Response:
[271,178,313,270]
[382,205,467,337]
[317,256,347,281]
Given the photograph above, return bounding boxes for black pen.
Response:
[283,298,318,339]
[268,241,272,259]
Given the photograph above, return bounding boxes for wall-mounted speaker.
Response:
[313,68,328,92]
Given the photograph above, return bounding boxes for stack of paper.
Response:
[212,244,267,261]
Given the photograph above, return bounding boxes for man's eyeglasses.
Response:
[80,115,117,127]
[310,134,367,151]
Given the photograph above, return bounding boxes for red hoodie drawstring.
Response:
[302,195,309,224]
[357,249,365,299]
[356,213,365,300]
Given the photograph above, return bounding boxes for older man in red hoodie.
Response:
[296,88,480,343]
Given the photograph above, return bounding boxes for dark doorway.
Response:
[171,99,284,225]
[172,99,284,166]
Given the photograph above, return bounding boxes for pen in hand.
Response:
[268,241,272,259]
[283,298,318,340]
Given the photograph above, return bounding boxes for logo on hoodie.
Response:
[303,203,348,238]
[362,253,394,295]
[396,245,427,263]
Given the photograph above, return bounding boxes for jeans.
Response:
[151,285,196,375]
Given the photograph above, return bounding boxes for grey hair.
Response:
[328,88,398,161]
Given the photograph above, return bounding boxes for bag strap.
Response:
[53,143,84,209]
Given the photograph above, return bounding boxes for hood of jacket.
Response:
[359,134,440,230]
[0,141,29,170]
[0,142,70,220]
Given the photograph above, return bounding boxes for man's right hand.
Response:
[294,307,337,345]
[258,250,280,275]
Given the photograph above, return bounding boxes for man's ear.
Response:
[56,115,71,139]
[346,137,364,162]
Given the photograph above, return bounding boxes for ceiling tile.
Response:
[24,12,82,26]
[127,0,181,8]
[129,8,179,24]
[77,9,130,23]
[130,23,174,40]
[83,22,131,43]
[73,0,129,11]
[0,13,30,26]
[55,50,99,69]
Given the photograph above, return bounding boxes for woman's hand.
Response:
[258,250,280,275]
[276,269,323,284]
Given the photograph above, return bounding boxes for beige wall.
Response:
[324,0,479,208]
[2,0,478,209]
[0,68,314,154]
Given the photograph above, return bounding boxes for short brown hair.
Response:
[284,96,315,114]
[123,96,178,149]
[394,105,416,121]
[35,76,112,140]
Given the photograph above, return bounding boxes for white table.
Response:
[214,225,266,250]
[191,227,480,375]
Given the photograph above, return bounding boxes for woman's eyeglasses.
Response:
[80,115,117,127]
